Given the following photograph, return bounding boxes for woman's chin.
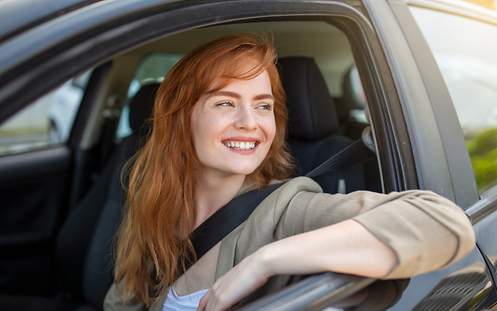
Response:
[222,163,259,176]
[228,167,257,176]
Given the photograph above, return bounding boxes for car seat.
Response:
[277,57,366,193]
[58,82,160,311]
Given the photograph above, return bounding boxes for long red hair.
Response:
[114,34,294,305]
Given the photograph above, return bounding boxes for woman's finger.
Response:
[197,291,209,311]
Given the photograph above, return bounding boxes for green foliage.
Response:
[467,127,497,192]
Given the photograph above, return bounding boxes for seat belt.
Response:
[188,139,375,263]
[306,139,374,178]
[189,183,283,262]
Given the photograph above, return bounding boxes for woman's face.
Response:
[191,69,276,178]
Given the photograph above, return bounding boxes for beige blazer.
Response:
[103,177,475,310]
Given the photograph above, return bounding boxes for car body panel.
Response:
[0,0,99,43]
[468,188,497,289]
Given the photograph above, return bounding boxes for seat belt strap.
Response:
[305,139,374,178]
[188,183,283,261]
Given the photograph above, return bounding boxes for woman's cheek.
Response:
[266,116,277,147]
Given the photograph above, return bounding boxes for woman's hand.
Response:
[197,249,271,311]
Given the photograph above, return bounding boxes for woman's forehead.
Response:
[208,69,272,96]
[207,69,271,93]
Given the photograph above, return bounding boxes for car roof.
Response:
[3,0,497,46]
[0,0,99,44]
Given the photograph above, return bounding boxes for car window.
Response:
[116,53,182,139]
[410,6,497,193]
[0,71,90,156]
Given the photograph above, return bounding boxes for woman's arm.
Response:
[275,188,475,278]
[258,219,397,278]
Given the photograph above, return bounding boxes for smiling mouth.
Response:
[222,140,260,151]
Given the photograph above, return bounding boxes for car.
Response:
[0,0,496,310]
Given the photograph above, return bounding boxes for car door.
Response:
[0,73,95,295]
[0,1,116,298]
[1,0,494,309]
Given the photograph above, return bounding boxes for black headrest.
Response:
[278,57,340,140]
[128,82,160,135]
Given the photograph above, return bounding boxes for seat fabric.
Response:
[278,57,365,193]
[75,82,160,310]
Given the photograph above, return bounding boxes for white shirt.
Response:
[163,287,208,311]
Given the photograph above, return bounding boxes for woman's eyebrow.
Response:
[207,91,241,99]
[253,94,274,101]
[206,91,274,101]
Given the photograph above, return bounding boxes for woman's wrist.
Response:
[253,245,276,279]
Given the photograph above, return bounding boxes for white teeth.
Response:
[223,141,256,150]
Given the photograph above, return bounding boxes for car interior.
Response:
[0,20,382,311]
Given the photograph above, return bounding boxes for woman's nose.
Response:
[234,105,257,130]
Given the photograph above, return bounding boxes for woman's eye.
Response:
[215,101,234,108]
[256,103,273,111]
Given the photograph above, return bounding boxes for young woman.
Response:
[104,34,475,311]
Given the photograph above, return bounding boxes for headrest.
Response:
[128,82,160,135]
[342,65,367,111]
[278,57,340,140]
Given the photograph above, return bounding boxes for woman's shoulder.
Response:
[238,177,322,218]
[269,176,323,198]
[242,177,323,226]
